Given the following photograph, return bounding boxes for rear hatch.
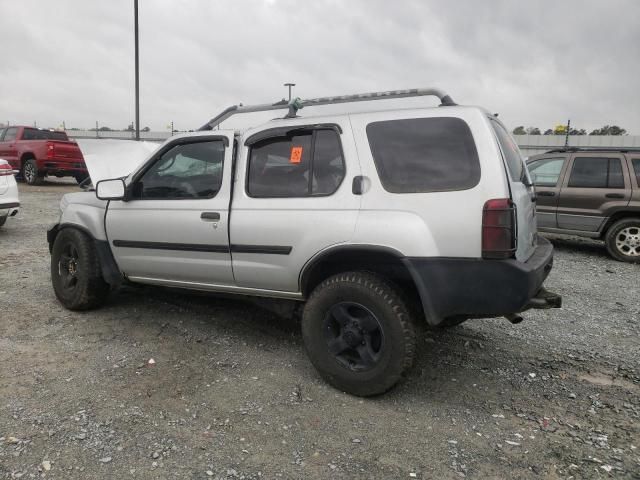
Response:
[489,119,537,262]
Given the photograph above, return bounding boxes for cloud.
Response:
[0,0,638,133]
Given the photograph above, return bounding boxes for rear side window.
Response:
[527,157,565,187]
[632,158,640,186]
[366,117,480,193]
[568,157,624,189]
[247,129,345,197]
[490,120,524,181]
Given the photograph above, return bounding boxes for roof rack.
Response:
[546,146,640,153]
[198,87,456,131]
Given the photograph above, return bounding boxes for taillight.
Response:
[47,142,55,158]
[482,198,516,259]
[0,163,13,176]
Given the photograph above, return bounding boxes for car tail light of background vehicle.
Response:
[0,162,15,176]
[482,198,517,259]
[46,142,56,159]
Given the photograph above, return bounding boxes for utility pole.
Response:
[134,0,140,141]
[564,119,571,147]
[284,83,296,101]
[96,121,99,139]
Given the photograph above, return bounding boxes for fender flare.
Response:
[298,244,440,325]
[47,222,123,287]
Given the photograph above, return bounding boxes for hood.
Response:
[76,139,159,184]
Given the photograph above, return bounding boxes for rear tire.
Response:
[51,229,110,310]
[22,158,43,185]
[605,218,640,263]
[302,271,416,397]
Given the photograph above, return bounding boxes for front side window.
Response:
[0,128,5,141]
[568,157,624,189]
[3,127,17,142]
[136,140,225,199]
[527,157,565,187]
[247,129,345,197]
[366,117,480,193]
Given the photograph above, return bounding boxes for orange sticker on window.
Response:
[290,146,303,164]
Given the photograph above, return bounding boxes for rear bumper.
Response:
[42,161,87,175]
[403,237,560,325]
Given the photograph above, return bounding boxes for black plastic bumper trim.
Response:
[0,202,20,209]
[403,237,557,326]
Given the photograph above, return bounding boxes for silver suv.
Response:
[48,88,561,396]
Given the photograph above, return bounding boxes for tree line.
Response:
[512,125,627,136]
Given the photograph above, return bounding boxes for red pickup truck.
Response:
[0,126,88,185]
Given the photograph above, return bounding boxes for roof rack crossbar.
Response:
[198,87,456,131]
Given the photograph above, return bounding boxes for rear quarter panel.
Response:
[348,107,510,258]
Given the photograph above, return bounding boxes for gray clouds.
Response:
[0,0,638,133]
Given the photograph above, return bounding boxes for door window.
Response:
[247,129,345,197]
[0,128,5,141]
[3,127,17,142]
[135,140,225,199]
[568,157,624,189]
[527,157,565,186]
[631,158,640,186]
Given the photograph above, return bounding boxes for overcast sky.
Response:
[1,0,638,133]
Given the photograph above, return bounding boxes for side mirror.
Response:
[96,178,126,201]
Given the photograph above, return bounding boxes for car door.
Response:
[526,155,569,229]
[557,153,631,232]
[105,133,236,286]
[230,122,360,293]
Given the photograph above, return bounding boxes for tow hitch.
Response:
[504,288,562,324]
[526,287,562,310]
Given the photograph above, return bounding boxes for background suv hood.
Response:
[77,139,159,184]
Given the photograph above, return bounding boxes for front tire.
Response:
[22,159,43,185]
[605,218,640,263]
[302,272,416,397]
[51,229,110,310]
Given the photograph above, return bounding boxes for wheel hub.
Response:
[342,326,363,347]
[68,260,77,275]
[323,302,384,371]
[616,227,640,256]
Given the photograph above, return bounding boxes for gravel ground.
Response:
[0,181,638,479]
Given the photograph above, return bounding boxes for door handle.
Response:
[537,191,555,197]
[200,212,220,221]
[605,193,625,199]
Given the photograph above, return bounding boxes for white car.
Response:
[0,159,20,228]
